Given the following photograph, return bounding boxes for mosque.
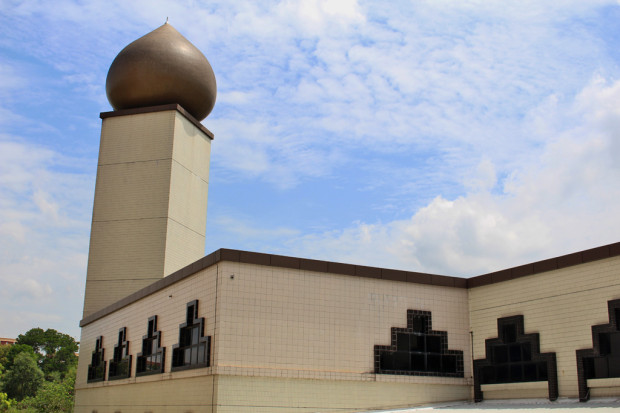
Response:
[74,23,620,413]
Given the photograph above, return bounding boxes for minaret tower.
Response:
[82,23,217,317]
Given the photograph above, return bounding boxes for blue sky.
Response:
[1,0,620,340]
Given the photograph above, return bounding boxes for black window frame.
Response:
[374,310,464,378]
[576,299,620,401]
[136,315,166,376]
[87,336,106,383]
[473,315,558,402]
[171,300,211,371]
[108,327,132,380]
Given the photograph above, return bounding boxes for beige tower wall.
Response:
[469,255,620,399]
[82,107,211,317]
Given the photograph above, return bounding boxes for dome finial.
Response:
[105,23,217,121]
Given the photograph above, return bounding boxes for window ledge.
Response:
[171,362,210,373]
[587,377,620,388]
[481,381,547,392]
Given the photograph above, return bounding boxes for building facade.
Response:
[74,24,620,412]
[0,338,16,346]
[75,242,620,412]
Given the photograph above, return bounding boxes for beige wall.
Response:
[74,376,214,413]
[214,261,472,411]
[469,255,620,399]
[82,109,211,317]
[214,375,470,413]
[215,262,471,382]
[76,262,472,412]
[76,255,620,411]
[76,266,218,412]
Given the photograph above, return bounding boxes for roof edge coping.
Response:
[100,103,214,139]
[80,241,620,327]
[79,249,456,327]
[467,241,620,288]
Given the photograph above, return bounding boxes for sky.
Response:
[1,0,620,341]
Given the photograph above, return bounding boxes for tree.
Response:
[24,378,73,412]
[2,352,43,401]
[17,366,75,412]
[17,329,78,378]
[3,344,38,372]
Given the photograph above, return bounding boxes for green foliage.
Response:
[8,399,37,412]
[0,329,77,411]
[46,370,62,384]
[15,330,45,354]
[22,379,73,412]
[3,346,38,372]
[0,348,6,365]
[0,392,11,412]
[62,366,75,395]
[0,346,10,368]
[2,353,43,401]
[11,368,75,412]
[16,329,78,379]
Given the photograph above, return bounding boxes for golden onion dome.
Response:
[105,23,217,121]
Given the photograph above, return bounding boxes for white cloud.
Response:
[0,135,92,339]
[463,159,497,193]
[209,117,345,189]
[0,310,67,341]
[245,76,620,276]
[213,214,299,242]
[276,0,365,36]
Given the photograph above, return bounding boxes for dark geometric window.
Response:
[473,315,558,402]
[108,327,131,380]
[374,310,464,377]
[87,336,106,383]
[171,300,211,371]
[576,299,620,401]
[136,316,166,376]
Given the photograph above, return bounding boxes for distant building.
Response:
[74,23,620,413]
[0,338,16,346]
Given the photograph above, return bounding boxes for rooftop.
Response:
[81,241,620,327]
